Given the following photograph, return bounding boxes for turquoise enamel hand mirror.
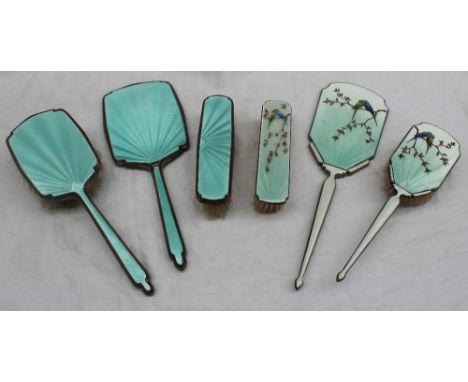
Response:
[295,83,389,289]
[103,81,189,270]
[7,109,153,295]
[337,123,461,281]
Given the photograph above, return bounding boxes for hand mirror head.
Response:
[309,82,389,174]
[103,81,188,167]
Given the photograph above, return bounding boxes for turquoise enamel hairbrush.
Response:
[295,83,389,289]
[6,109,153,295]
[337,123,461,281]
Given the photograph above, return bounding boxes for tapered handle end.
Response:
[295,277,303,290]
[336,270,346,283]
[140,278,154,296]
[173,254,187,271]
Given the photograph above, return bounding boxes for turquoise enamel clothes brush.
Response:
[295,83,389,290]
[7,109,153,295]
[103,81,189,270]
[196,95,234,216]
[337,123,461,281]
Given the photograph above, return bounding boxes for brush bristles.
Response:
[254,199,282,213]
[400,193,432,206]
[203,202,229,219]
[384,168,432,206]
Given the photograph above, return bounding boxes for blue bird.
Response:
[272,108,286,119]
[410,131,435,153]
[414,131,433,139]
[267,108,288,127]
[352,100,376,123]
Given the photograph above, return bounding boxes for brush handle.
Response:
[295,171,338,290]
[152,166,186,270]
[337,192,402,282]
[77,189,153,295]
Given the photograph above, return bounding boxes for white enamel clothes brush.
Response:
[255,100,292,213]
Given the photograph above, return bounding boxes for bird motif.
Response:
[352,99,376,123]
[273,108,287,119]
[267,108,288,127]
[410,131,435,153]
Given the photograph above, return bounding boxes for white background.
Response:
[1,1,468,381]
[1,71,467,310]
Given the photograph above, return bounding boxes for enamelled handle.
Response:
[337,192,402,282]
[152,165,186,270]
[77,189,153,295]
[295,170,339,290]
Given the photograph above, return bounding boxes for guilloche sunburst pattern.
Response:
[390,123,460,195]
[197,95,233,202]
[103,81,188,165]
[7,109,97,197]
